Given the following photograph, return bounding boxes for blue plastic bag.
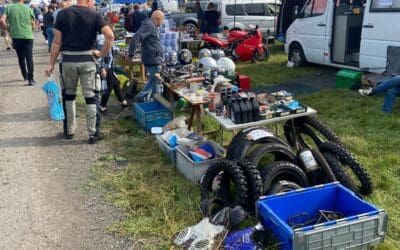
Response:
[42,78,65,121]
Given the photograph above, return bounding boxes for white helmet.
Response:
[217,57,236,74]
[211,49,225,61]
[198,57,217,75]
[198,48,212,59]
[165,50,178,66]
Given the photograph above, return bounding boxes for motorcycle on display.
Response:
[201,25,269,63]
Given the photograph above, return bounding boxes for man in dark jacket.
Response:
[131,4,146,33]
[128,10,164,103]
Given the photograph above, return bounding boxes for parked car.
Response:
[219,0,280,35]
[171,0,280,35]
[284,0,400,72]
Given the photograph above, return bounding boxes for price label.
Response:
[247,129,274,141]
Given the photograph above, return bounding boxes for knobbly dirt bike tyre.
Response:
[311,149,337,183]
[284,117,343,149]
[322,152,357,192]
[319,142,372,195]
[200,159,249,208]
[235,159,264,213]
[260,161,309,194]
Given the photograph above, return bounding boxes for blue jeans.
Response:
[46,27,54,51]
[135,65,161,102]
[372,76,400,113]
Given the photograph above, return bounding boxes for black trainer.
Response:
[65,134,74,139]
[28,80,37,86]
[88,135,97,144]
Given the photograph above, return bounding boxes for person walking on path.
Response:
[0,5,12,50]
[97,13,128,114]
[43,6,54,52]
[0,0,36,85]
[128,10,164,103]
[45,0,114,144]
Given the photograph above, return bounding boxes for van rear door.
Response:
[360,0,400,71]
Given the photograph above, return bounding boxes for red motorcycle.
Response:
[201,25,269,63]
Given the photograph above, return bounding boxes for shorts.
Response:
[0,29,7,37]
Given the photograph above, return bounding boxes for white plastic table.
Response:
[205,107,317,145]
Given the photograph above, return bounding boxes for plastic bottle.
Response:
[298,149,319,173]
[249,96,260,121]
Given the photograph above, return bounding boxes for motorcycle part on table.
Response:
[217,57,236,75]
[211,49,226,61]
[178,49,192,65]
[198,48,212,59]
[164,50,178,67]
[198,57,218,76]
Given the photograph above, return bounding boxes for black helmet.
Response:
[178,49,193,65]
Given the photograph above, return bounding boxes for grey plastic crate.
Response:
[176,141,226,183]
[257,183,388,250]
[293,211,388,250]
[155,135,177,165]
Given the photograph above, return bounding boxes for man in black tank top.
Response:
[45,0,114,144]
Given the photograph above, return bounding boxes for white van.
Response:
[218,0,281,35]
[284,0,400,72]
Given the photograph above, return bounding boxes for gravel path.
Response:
[0,33,132,249]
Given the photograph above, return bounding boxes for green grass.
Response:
[236,43,335,88]
[88,46,400,248]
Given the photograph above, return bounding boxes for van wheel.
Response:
[289,44,306,67]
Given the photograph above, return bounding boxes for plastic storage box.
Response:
[134,101,172,131]
[176,141,226,183]
[257,183,388,250]
[155,134,177,165]
[336,69,362,89]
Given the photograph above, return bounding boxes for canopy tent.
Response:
[112,0,146,4]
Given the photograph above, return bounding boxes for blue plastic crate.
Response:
[256,183,388,250]
[134,101,172,131]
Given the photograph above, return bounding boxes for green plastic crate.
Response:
[336,69,362,89]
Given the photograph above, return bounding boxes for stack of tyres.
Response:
[200,159,263,214]
[225,126,309,195]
